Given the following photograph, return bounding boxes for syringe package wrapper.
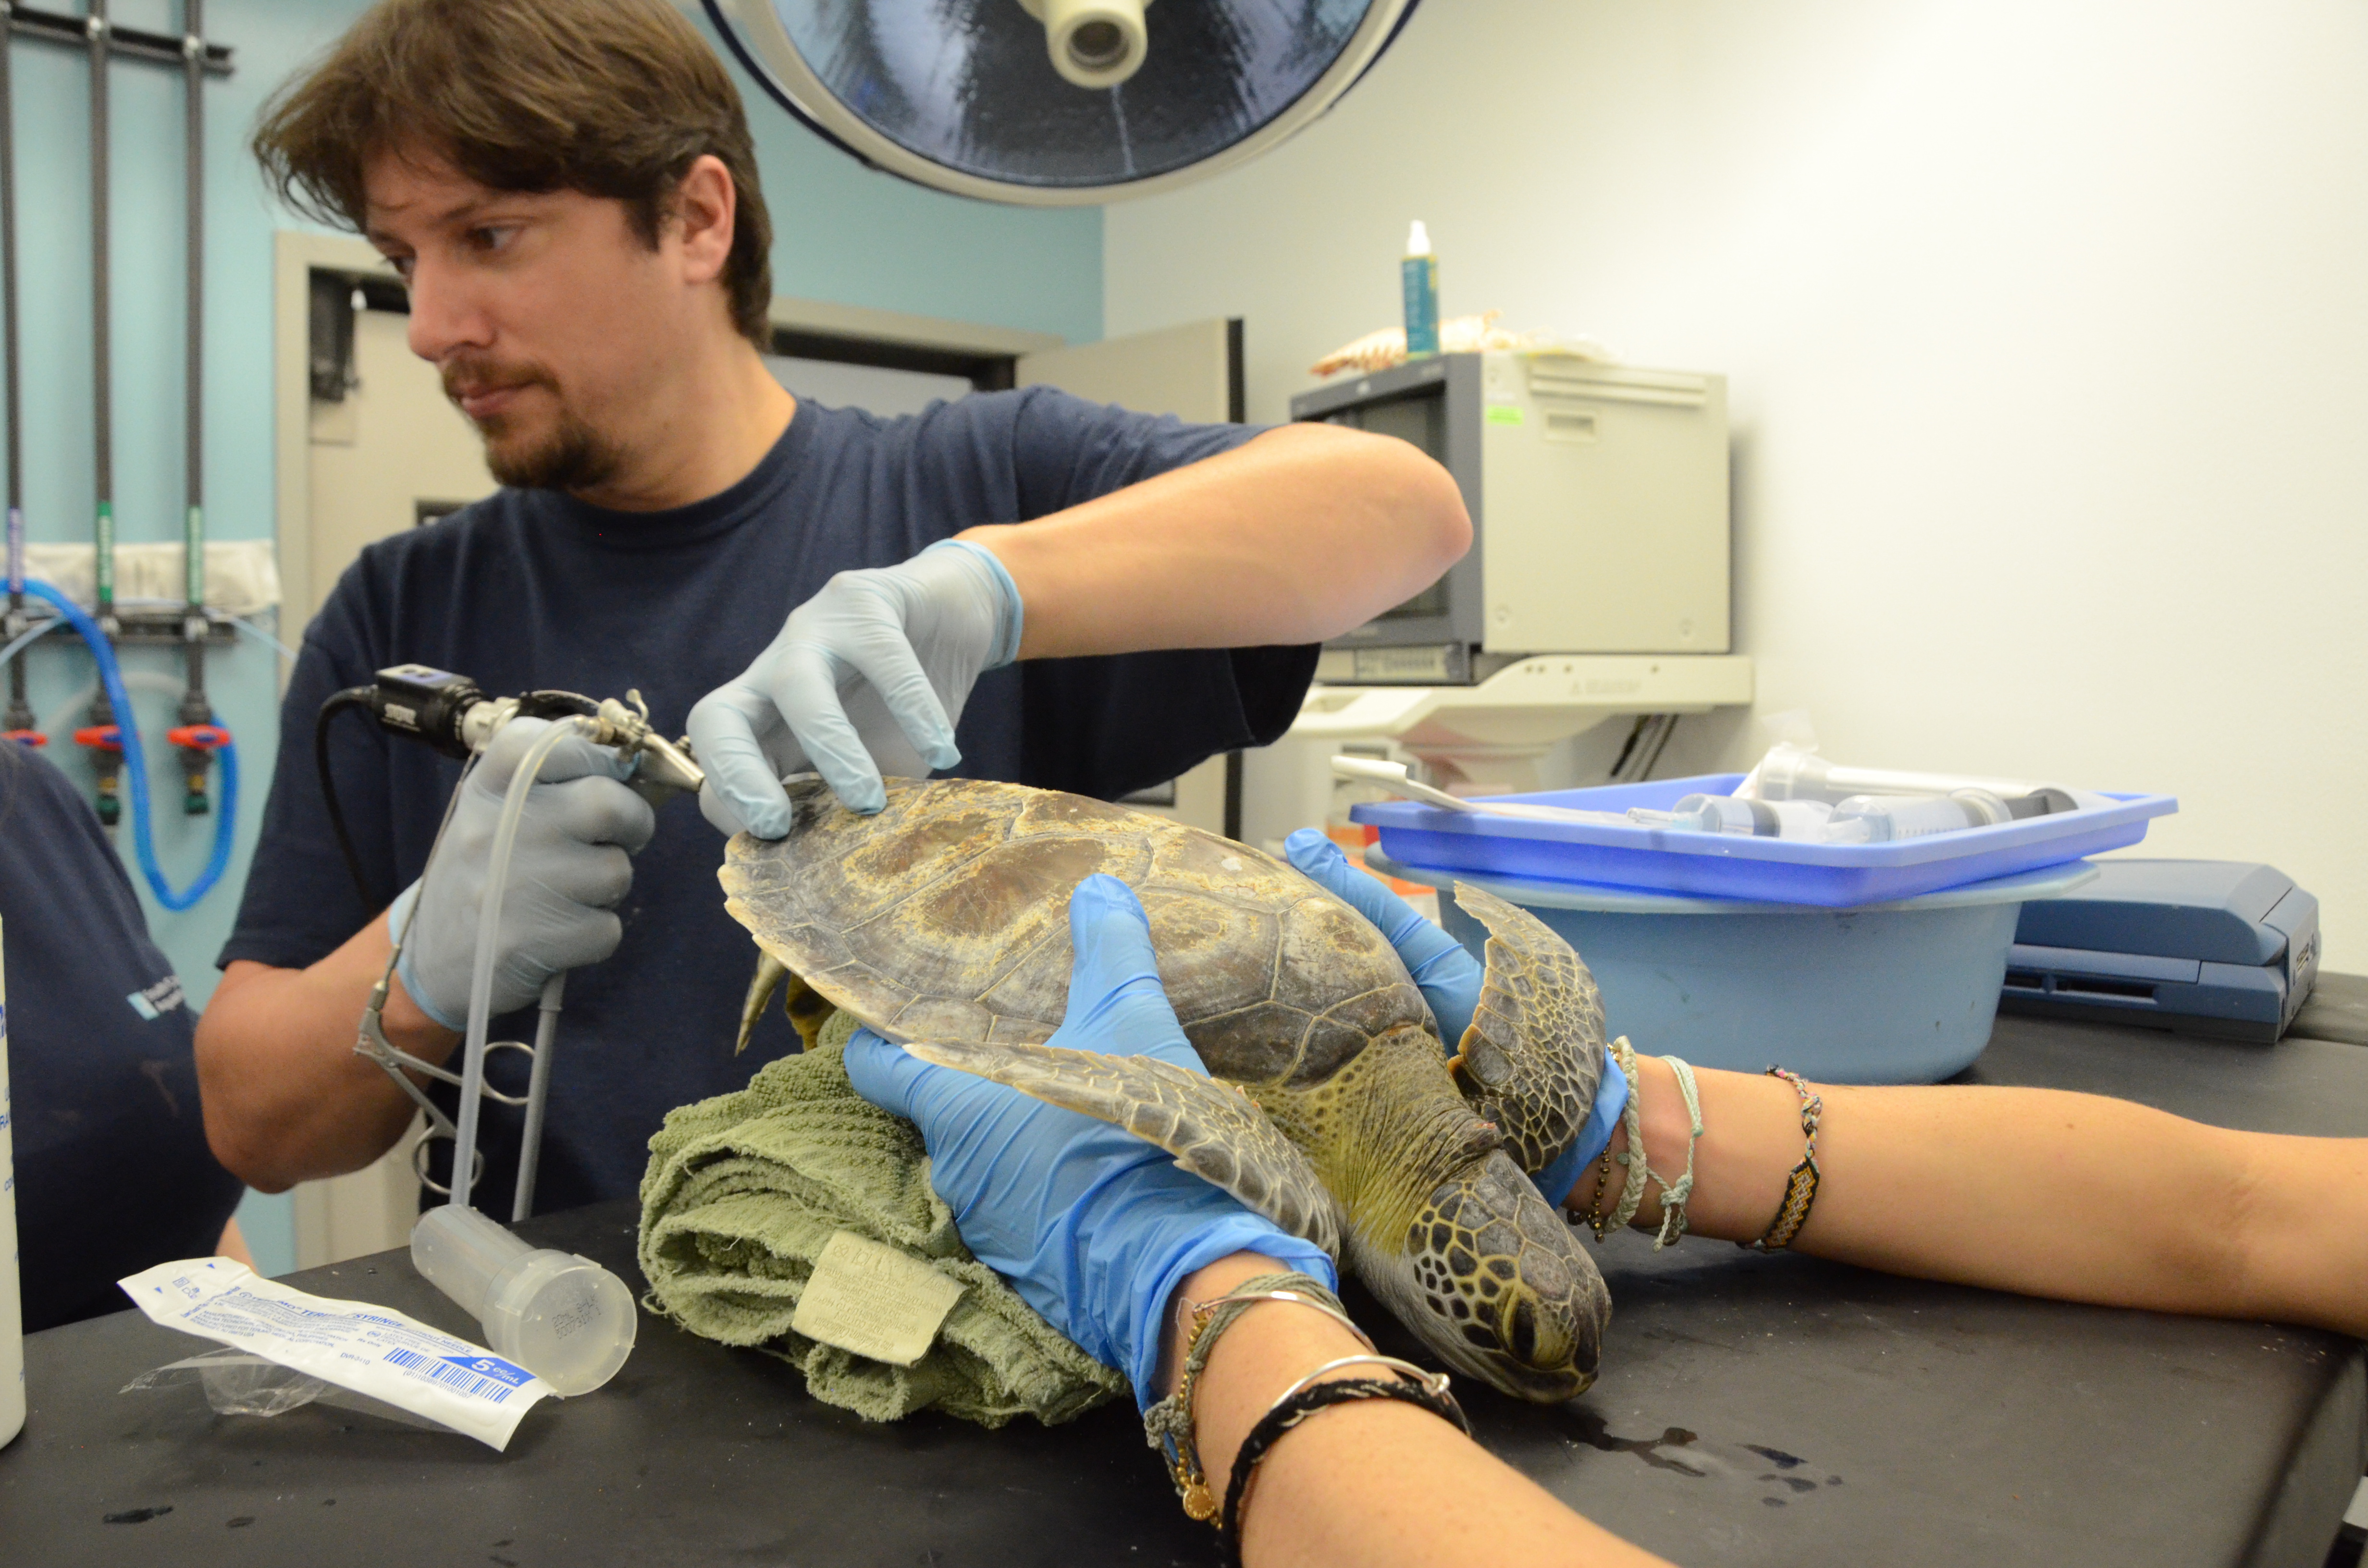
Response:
[119,1258,552,1450]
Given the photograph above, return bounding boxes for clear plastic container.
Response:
[410,1205,635,1396]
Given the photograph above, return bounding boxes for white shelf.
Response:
[1287,654,1754,749]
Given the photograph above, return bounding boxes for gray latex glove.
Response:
[686,539,1022,833]
[388,717,657,1031]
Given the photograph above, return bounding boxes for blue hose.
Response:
[24,579,237,911]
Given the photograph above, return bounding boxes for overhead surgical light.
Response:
[702,0,1422,206]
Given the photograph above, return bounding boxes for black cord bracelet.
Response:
[1218,1376,1473,1565]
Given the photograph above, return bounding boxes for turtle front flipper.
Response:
[902,1039,1343,1259]
[1445,883,1608,1178]
[736,950,839,1054]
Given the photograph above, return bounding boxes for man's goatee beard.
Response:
[481,410,625,492]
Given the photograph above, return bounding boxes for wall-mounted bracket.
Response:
[7,4,233,74]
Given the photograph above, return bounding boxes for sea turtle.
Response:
[720,776,1615,1402]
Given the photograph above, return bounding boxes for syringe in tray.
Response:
[1737,742,2111,813]
[1332,756,2114,846]
[1631,745,2120,842]
[1631,787,2106,843]
[1329,756,1633,826]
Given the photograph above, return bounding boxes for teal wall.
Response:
[6,0,1101,1277]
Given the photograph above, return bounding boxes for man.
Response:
[195,0,1467,1215]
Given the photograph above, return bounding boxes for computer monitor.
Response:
[1292,352,1730,685]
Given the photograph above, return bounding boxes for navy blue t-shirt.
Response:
[223,390,1317,1215]
[1,745,244,1329]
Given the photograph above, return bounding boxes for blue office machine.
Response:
[1999,860,2319,1042]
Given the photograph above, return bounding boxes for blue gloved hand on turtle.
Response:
[389,716,656,1031]
[842,875,1335,1403]
[1284,827,1628,1210]
[1284,826,1488,1041]
[689,539,1024,833]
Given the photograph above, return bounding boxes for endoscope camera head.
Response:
[317,665,706,915]
[345,665,703,795]
[367,664,492,760]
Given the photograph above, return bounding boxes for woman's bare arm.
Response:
[1167,1252,1673,1568]
[1565,1058,2368,1338]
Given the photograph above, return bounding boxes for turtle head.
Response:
[1391,1150,1610,1403]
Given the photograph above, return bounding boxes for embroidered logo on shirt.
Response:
[127,975,187,1021]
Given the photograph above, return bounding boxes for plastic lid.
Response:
[480,1250,637,1397]
[412,1207,637,1396]
[1406,220,1432,256]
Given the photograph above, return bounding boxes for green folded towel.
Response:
[637,1011,1126,1428]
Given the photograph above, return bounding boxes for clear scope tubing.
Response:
[411,1205,635,1396]
[451,715,596,1212]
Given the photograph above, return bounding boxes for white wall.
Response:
[1106,0,2368,965]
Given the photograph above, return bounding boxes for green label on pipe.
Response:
[185,506,204,607]
[95,502,114,609]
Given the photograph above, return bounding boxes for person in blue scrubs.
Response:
[194,0,1469,1213]
[0,743,243,1329]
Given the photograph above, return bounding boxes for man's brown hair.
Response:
[254,0,775,345]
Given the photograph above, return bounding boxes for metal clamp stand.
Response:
[354,962,559,1222]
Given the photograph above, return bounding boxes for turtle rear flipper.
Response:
[902,1039,1343,1259]
[1446,883,1608,1178]
[736,950,839,1054]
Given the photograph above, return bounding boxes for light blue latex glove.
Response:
[689,539,1023,833]
[1285,827,1486,1043]
[1283,827,1627,1209]
[389,717,655,1031]
[843,875,1335,1405]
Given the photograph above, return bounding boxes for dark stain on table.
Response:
[1566,1409,1707,1473]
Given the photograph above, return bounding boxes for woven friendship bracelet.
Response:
[1743,1067,1824,1252]
[1141,1272,1359,1523]
[1219,1372,1471,1565]
[1648,1055,1705,1250]
[1603,1035,1648,1234]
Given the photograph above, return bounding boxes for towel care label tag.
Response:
[792,1232,966,1366]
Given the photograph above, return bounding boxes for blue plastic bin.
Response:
[1375,852,2099,1083]
[1352,774,2175,908]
